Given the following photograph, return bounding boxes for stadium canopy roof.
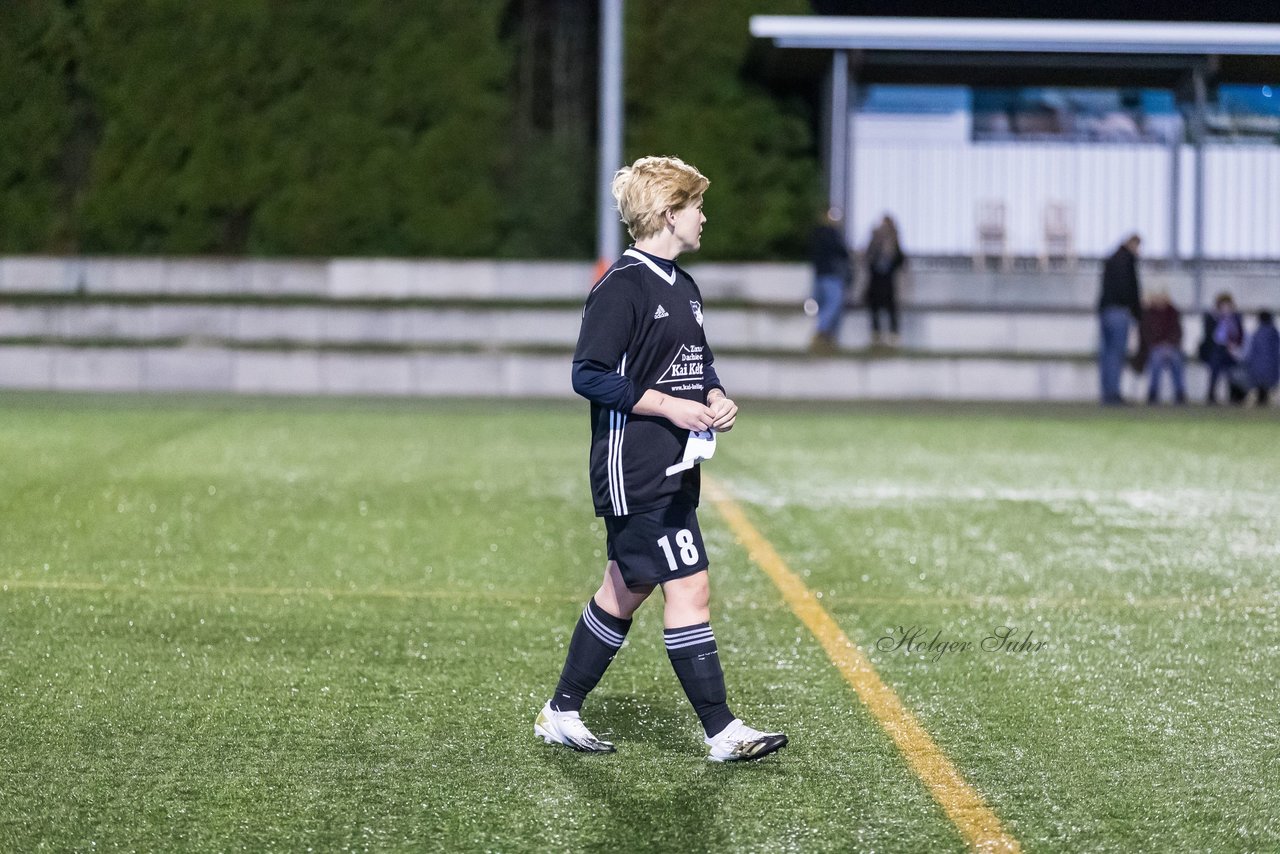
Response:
[749,16,1280,304]
[749,16,1280,87]
[752,16,1280,55]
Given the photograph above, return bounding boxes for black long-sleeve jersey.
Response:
[572,248,725,517]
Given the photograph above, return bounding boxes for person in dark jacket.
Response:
[1138,290,1185,404]
[1244,310,1280,406]
[1097,234,1142,405]
[808,208,852,354]
[864,214,906,346]
[1204,292,1245,405]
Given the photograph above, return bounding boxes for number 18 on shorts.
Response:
[604,502,709,589]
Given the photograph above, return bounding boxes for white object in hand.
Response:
[665,429,716,476]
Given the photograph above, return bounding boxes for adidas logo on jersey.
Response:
[654,304,669,319]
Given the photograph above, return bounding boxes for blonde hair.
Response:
[611,156,709,241]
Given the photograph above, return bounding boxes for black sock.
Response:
[550,598,632,713]
[665,622,735,737]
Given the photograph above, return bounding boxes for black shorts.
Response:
[605,502,709,589]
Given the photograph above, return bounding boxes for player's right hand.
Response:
[662,398,717,432]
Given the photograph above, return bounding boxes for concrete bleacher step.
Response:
[0,255,1266,401]
[0,296,1208,357]
[0,342,1207,402]
[2,255,1276,308]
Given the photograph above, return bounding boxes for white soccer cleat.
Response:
[705,718,788,763]
[534,702,616,754]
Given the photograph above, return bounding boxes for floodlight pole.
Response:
[1167,116,1180,266]
[597,0,624,269]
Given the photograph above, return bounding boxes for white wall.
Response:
[850,137,1280,260]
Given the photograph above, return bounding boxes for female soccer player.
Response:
[534,156,788,762]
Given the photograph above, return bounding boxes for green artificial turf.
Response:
[1,394,1276,852]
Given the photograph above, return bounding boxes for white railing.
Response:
[850,141,1280,260]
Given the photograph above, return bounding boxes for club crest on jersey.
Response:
[654,304,669,320]
[689,300,704,326]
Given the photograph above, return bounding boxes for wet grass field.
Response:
[2,394,1277,852]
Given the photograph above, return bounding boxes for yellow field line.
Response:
[705,476,1021,854]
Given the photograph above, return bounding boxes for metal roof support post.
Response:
[1167,111,1181,266]
[1191,62,1208,311]
[846,67,859,251]
[829,49,850,226]
[597,0,624,266]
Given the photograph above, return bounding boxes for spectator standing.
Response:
[1204,292,1244,405]
[1138,291,1185,404]
[865,215,905,347]
[1097,234,1142,405]
[1244,310,1280,406]
[808,208,852,354]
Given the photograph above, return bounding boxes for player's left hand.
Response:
[708,394,737,432]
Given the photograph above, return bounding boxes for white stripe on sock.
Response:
[583,606,625,648]
[665,636,718,651]
[664,631,715,650]
[664,625,715,641]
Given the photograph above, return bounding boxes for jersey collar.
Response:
[624,248,677,285]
